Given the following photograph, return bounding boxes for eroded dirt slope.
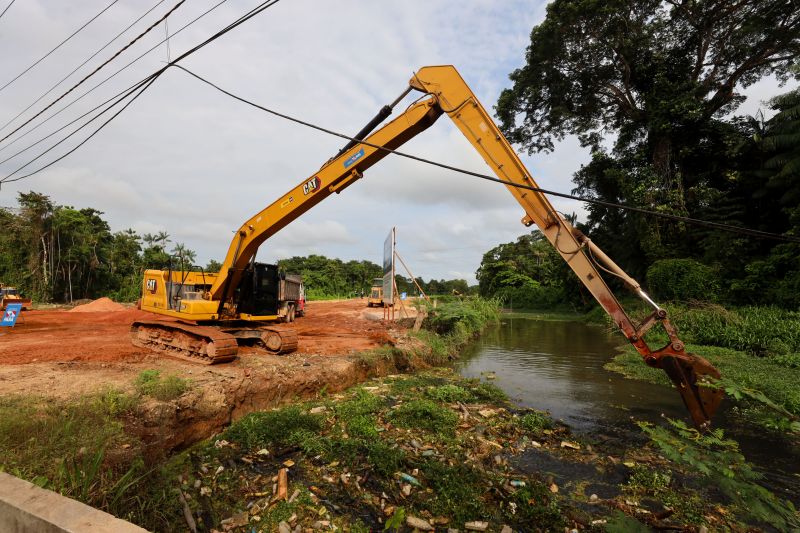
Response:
[0,299,408,455]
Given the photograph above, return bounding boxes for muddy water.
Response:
[457,315,800,501]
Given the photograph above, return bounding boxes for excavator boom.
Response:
[139,65,722,426]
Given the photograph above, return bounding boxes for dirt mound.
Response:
[69,297,127,313]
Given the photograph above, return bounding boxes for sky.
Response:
[0,0,796,284]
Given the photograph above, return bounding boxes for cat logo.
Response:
[303,176,321,195]
[146,279,157,292]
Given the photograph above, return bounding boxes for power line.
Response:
[0,0,167,136]
[172,65,800,244]
[0,0,121,95]
[0,0,229,156]
[1,76,163,186]
[1,0,285,185]
[0,0,16,21]
[0,0,187,145]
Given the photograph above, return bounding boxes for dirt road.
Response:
[0,299,391,366]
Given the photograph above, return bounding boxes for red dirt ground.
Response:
[0,299,393,365]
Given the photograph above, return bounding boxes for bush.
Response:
[668,304,800,357]
[646,258,719,302]
[424,297,499,338]
[134,370,189,401]
[226,406,324,450]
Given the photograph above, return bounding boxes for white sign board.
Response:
[382,227,395,305]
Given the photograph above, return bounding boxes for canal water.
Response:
[457,315,799,501]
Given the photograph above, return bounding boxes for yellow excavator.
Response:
[132,65,722,427]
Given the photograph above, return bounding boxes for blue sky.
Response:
[0,1,795,283]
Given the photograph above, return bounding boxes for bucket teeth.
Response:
[659,352,723,429]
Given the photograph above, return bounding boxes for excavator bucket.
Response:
[658,351,723,428]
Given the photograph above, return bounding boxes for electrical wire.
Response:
[171,65,800,244]
[0,0,187,145]
[0,0,16,21]
[0,0,167,136]
[0,0,284,185]
[1,75,162,185]
[0,0,121,95]
[0,0,229,156]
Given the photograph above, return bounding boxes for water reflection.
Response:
[458,317,685,430]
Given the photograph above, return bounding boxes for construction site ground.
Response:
[0,299,420,456]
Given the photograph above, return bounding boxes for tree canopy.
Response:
[497,0,800,159]
[494,1,800,308]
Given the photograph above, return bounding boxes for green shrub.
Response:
[225,406,324,450]
[667,304,800,357]
[424,297,499,337]
[518,411,553,433]
[646,258,719,302]
[494,284,565,310]
[134,370,189,401]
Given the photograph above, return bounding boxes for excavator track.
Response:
[258,325,298,354]
[131,320,238,365]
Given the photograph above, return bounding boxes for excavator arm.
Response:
[206,65,722,427]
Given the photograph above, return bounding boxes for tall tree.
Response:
[497,0,799,173]
[497,0,800,276]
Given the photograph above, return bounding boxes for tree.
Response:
[497,0,799,176]
[760,87,800,207]
[497,0,800,283]
[205,259,223,272]
[171,243,197,272]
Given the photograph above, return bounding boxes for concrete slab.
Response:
[0,472,148,533]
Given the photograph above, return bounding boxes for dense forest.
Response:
[0,194,473,303]
[489,0,800,310]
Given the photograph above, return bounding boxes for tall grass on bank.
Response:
[410,297,500,363]
[0,390,148,513]
[588,301,800,361]
[669,305,800,358]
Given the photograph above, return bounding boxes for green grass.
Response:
[0,390,149,513]
[134,370,189,401]
[588,301,800,361]
[225,405,325,451]
[517,410,554,433]
[418,459,489,524]
[388,399,459,436]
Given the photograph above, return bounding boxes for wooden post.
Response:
[394,250,430,304]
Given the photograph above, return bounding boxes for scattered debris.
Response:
[276,468,288,501]
[160,369,744,532]
[406,515,434,531]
